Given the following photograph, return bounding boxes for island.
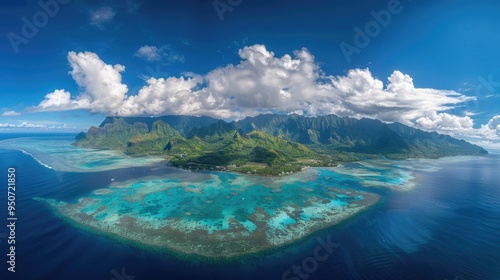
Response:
[31,113,486,260]
[74,114,488,175]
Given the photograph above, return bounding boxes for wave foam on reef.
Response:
[0,137,165,172]
[19,149,54,170]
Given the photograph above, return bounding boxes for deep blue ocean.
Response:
[0,133,499,280]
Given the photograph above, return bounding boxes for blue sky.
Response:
[1,0,499,150]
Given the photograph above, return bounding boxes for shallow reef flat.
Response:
[320,161,418,191]
[0,137,165,172]
[33,161,422,259]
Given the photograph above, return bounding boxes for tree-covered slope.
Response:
[234,114,488,158]
[74,113,488,174]
[98,115,219,136]
[125,120,182,156]
[74,118,149,149]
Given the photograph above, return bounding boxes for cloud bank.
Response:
[1,111,21,117]
[0,121,70,130]
[33,44,498,143]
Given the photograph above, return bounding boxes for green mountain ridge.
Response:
[74,114,488,175]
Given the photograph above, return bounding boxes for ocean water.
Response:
[0,133,499,280]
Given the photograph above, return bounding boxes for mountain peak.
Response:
[76,113,487,159]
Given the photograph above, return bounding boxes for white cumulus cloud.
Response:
[331,69,474,127]
[38,89,73,109]
[415,112,474,131]
[478,115,500,139]
[119,76,201,116]
[35,51,128,114]
[34,45,500,146]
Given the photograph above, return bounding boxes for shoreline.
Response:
[23,147,476,263]
[1,134,489,176]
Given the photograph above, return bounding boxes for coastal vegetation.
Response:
[74,114,488,175]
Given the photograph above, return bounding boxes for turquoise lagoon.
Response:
[0,136,165,172]
[2,136,432,258]
[36,169,383,258]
